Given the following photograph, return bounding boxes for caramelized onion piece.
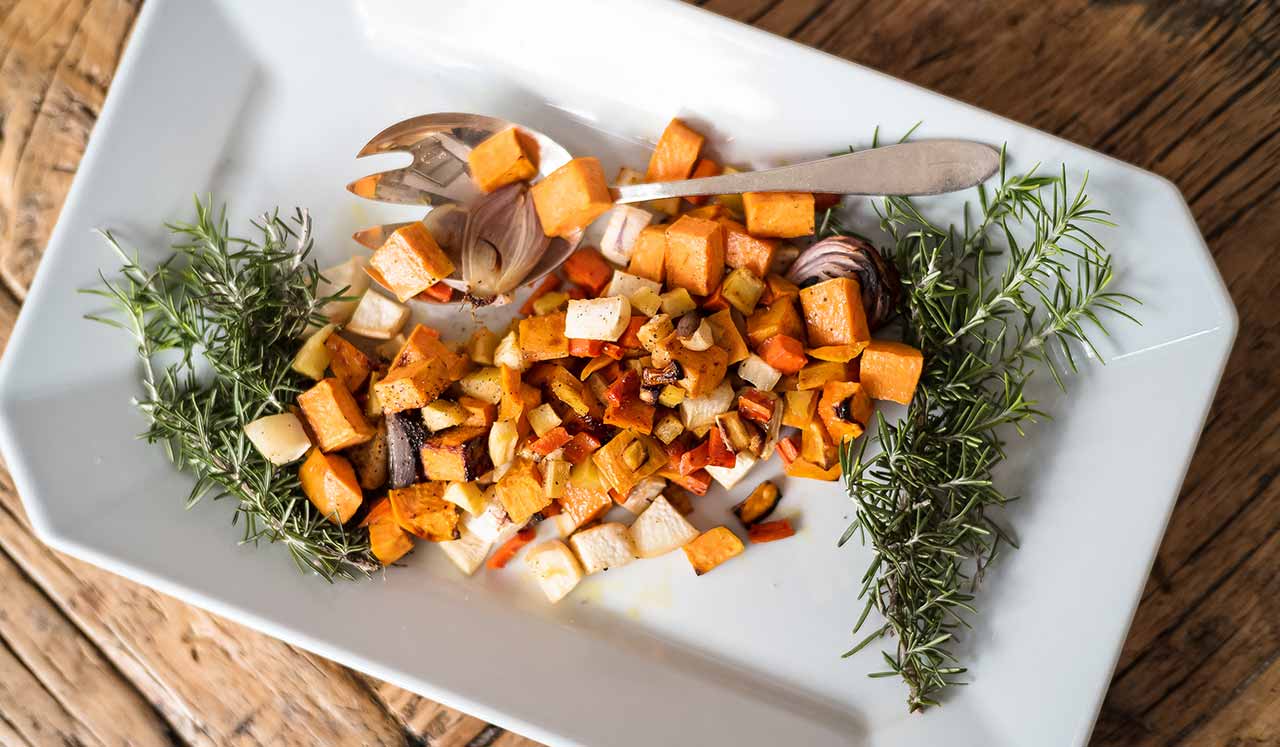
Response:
[460,183,549,300]
[785,236,901,330]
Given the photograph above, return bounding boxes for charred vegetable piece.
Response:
[737,390,778,424]
[361,497,414,565]
[388,481,461,541]
[682,526,745,575]
[732,481,781,526]
[345,418,389,490]
[420,426,492,482]
[818,380,873,443]
[386,409,429,488]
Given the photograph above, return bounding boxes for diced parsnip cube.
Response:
[444,481,487,515]
[316,257,372,324]
[488,419,519,469]
[346,291,410,340]
[721,267,766,315]
[527,403,562,437]
[365,372,384,418]
[569,522,636,574]
[493,330,524,371]
[680,318,715,352]
[629,495,700,558]
[467,328,499,365]
[637,314,675,352]
[706,450,759,490]
[652,411,685,444]
[457,367,503,405]
[564,296,632,341]
[605,269,663,300]
[680,380,735,435]
[421,399,468,431]
[628,287,662,318]
[244,412,312,465]
[618,476,666,514]
[467,497,517,544]
[657,385,686,408]
[660,288,698,316]
[292,323,337,380]
[438,525,492,576]
[599,205,655,265]
[739,354,782,391]
[525,540,585,603]
[585,373,610,406]
[615,166,645,186]
[543,458,570,498]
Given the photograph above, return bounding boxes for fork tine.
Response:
[345,168,449,206]
[351,222,415,251]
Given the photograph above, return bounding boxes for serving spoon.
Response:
[347,112,999,302]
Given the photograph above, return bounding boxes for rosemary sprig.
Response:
[838,150,1139,711]
[85,197,379,580]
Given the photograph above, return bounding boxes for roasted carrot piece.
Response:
[530,426,573,456]
[416,281,455,303]
[568,337,605,357]
[618,316,648,349]
[737,389,777,424]
[562,432,602,465]
[604,370,639,406]
[679,440,711,475]
[487,526,538,569]
[759,334,808,375]
[660,467,711,496]
[562,247,613,294]
[707,428,736,468]
[701,283,730,311]
[600,342,625,360]
[519,274,563,315]
[748,519,795,543]
[777,434,801,464]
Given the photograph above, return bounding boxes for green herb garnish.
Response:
[838,149,1139,711]
[85,197,379,580]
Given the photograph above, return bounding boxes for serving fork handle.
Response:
[613,140,999,201]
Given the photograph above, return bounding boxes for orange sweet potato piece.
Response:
[373,358,451,413]
[705,308,749,364]
[747,518,796,543]
[646,118,705,182]
[746,299,805,347]
[742,192,815,239]
[667,341,729,396]
[762,274,800,304]
[818,380,873,443]
[370,222,456,302]
[562,247,613,294]
[720,218,778,278]
[799,277,870,348]
[682,526,744,575]
[758,334,808,375]
[518,312,570,362]
[467,127,539,193]
[324,334,373,393]
[684,158,722,206]
[298,378,376,451]
[496,457,550,525]
[361,497,414,565]
[664,216,725,296]
[627,225,667,283]
[562,431,602,465]
[458,395,497,427]
[416,281,454,303]
[560,481,612,530]
[568,338,605,357]
[684,204,727,221]
[391,324,465,379]
[299,448,363,524]
[860,340,924,405]
[531,157,614,237]
[388,481,461,541]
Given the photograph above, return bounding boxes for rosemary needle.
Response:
[85,196,379,580]
[837,147,1139,711]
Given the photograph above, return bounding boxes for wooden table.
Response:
[0,1,1275,744]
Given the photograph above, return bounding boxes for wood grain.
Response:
[0,1,1277,746]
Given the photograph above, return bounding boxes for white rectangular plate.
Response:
[0,2,1236,746]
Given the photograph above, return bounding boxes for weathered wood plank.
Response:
[0,545,173,747]
[1177,653,1280,747]
[0,634,103,747]
[0,475,408,747]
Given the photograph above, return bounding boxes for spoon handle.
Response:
[613,140,999,201]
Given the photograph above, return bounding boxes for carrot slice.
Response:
[568,337,605,357]
[661,468,711,496]
[487,526,538,569]
[562,432,602,464]
[679,440,710,475]
[777,434,801,464]
[530,426,572,456]
[747,519,795,544]
[563,247,612,294]
[618,316,648,348]
[707,428,736,468]
[416,281,455,303]
[519,274,563,315]
[737,390,776,424]
[601,342,625,360]
[759,334,808,375]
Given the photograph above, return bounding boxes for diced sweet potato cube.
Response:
[562,247,613,294]
[299,448,363,524]
[720,219,778,278]
[531,157,614,237]
[467,127,539,193]
[559,481,613,533]
[668,342,729,397]
[388,481,461,541]
[391,324,465,379]
[742,192,815,238]
[518,312,570,362]
[496,457,550,525]
[374,358,451,413]
[419,426,491,482]
[361,497,414,565]
[370,222,456,302]
[819,380,873,443]
[346,418,388,490]
[860,340,924,405]
[746,299,806,347]
[799,277,870,348]
[683,526,745,575]
[664,216,725,296]
[298,378,376,452]
[458,395,497,427]
[627,226,667,284]
[323,334,373,393]
[646,118,705,183]
[684,158,722,206]
[705,309,749,364]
